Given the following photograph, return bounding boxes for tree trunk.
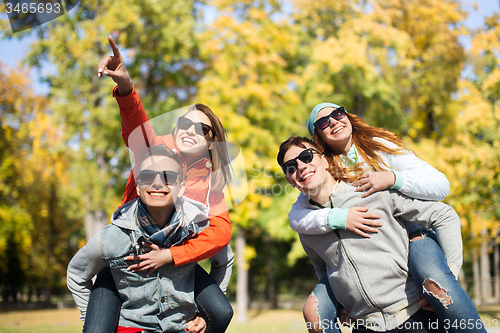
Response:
[473,250,481,305]
[266,233,277,309]
[458,269,467,294]
[236,228,248,323]
[495,243,500,300]
[480,230,492,302]
[43,287,51,305]
[85,210,108,241]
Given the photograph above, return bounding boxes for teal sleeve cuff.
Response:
[327,208,348,230]
[390,170,403,190]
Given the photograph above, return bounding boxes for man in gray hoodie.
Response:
[277,136,464,333]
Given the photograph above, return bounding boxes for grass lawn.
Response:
[0,308,307,333]
[0,306,499,333]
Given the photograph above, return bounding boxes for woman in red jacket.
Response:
[83,35,234,333]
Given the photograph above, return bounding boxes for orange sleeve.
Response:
[169,192,232,266]
[121,171,139,206]
[114,85,150,148]
[115,86,176,206]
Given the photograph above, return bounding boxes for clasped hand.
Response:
[352,171,396,198]
[124,242,173,277]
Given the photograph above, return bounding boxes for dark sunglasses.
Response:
[177,117,213,137]
[137,170,179,186]
[313,107,346,131]
[282,148,321,175]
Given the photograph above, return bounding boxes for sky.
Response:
[0,0,499,95]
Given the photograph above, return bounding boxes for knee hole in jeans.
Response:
[303,293,323,333]
[423,278,453,309]
[409,233,425,242]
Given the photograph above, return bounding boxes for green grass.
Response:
[0,308,83,333]
[0,306,499,333]
[0,308,306,333]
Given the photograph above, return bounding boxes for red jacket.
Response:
[115,86,232,266]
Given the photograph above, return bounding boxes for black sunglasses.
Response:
[177,117,213,137]
[137,170,179,186]
[282,148,321,175]
[313,107,346,131]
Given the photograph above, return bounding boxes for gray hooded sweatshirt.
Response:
[299,181,462,332]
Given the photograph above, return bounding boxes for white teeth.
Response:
[149,192,166,197]
[333,127,343,134]
[182,137,196,145]
[301,172,314,182]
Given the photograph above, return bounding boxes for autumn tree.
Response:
[0,62,77,302]
[2,0,204,243]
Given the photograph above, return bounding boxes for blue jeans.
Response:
[312,274,343,333]
[83,264,233,333]
[409,230,486,333]
[314,230,485,333]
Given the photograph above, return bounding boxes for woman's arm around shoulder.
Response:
[289,192,342,234]
[289,192,381,238]
[169,191,232,266]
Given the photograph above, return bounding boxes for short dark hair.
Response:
[136,145,184,180]
[277,136,319,166]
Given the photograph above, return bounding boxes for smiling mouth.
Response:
[147,191,168,197]
[181,136,196,145]
[332,127,344,134]
[299,171,315,183]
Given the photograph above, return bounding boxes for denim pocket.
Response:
[109,257,128,269]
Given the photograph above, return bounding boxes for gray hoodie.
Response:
[299,182,462,332]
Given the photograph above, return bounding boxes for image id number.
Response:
[6,2,61,14]
[444,318,498,330]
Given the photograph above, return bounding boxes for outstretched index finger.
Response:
[108,35,122,59]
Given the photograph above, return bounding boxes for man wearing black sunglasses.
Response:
[68,145,210,332]
[277,136,473,333]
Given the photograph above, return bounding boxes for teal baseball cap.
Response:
[307,103,346,136]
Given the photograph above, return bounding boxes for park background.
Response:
[1,0,500,331]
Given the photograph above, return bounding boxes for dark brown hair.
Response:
[277,135,359,183]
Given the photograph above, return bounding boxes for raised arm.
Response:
[97,35,157,150]
[99,35,232,275]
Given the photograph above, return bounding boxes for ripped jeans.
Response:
[310,230,486,333]
[408,230,486,333]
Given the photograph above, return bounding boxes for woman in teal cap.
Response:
[292,103,485,333]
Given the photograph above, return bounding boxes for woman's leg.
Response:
[83,267,121,333]
[194,264,233,333]
[303,274,342,333]
[409,230,486,333]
